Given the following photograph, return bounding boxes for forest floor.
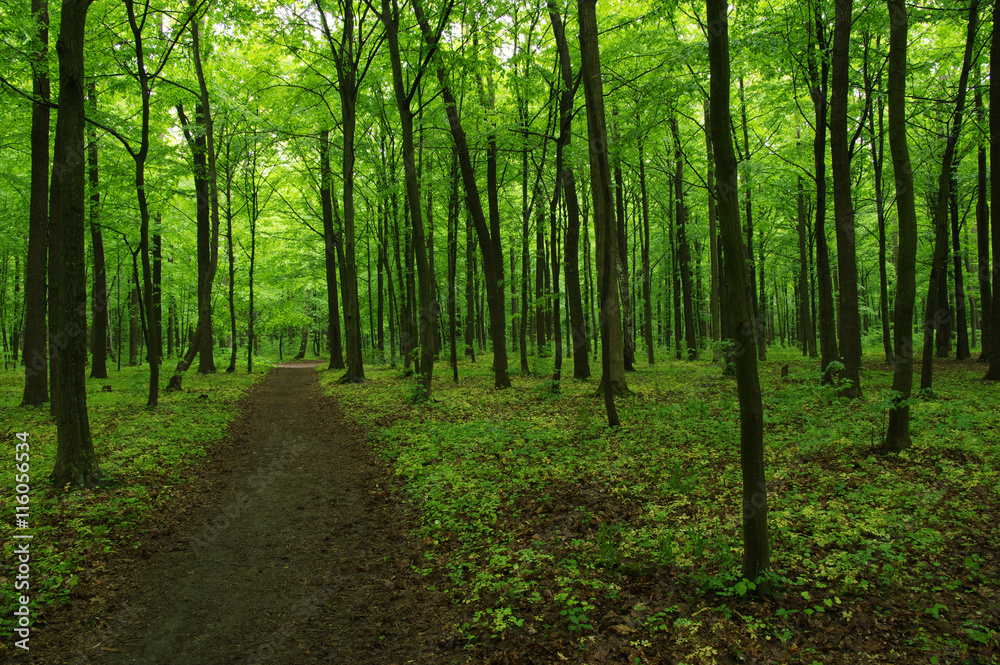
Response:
[22,362,467,665]
[5,351,1000,664]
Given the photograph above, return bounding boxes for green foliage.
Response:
[327,349,1000,660]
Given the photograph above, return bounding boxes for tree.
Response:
[986,0,1000,381]
[830,0,862,397]
[880,0,919,452]
[707,0,770,585]
[920,0,979,391]
[21,0,49,406]
[548,2,590,380]
[379,0,440,397]
[412,0,512,390]
[578,0,622,425]
[87,81,109,380]
[49,0,103,489]
[315,0,380,384]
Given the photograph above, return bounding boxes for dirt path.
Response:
[30,365,464,665]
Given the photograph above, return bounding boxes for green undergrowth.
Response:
[323,347,1000,664]
[0,358,267,638]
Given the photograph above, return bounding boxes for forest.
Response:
[0,0,998,662]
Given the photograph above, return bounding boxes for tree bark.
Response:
[87,80,108,379]
[922,0,979,388]
[951,172,970,360]
[831,0,863,397]
[707,0,769,585]
[412,0,508,389]
[975,83,992,363]
[672,116,698,360]
[49,0,103,490]
[320,130,346,370]
[22,0,50,406]
[807,7,839,383]
[578,0,624,424]
[987,0,1000,380]
[881,0,919,452]
[382,0,439,396]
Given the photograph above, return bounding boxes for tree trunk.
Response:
[797,175,817,358]
[87,81,108,380]
[976,83,992,363]
[950,174,970,360]
[578,0,624,424]
[639,135,654,365]
[707,0,769,585]
[807,12,839,384]
[316,0,365,383]
[831,0,863,397]
[614,154,635,371]
[225,141,237,373]
[881,0,920,452]
[922,0,979,388]
[383,0,438,397]
[987,0,1000,380]
[412,0,507,389]
[22,0,50,406]
[320,130,346,370]
[672,116,698,360]
[49,0,103,490]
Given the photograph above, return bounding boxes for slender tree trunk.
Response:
[578,0,624,424]
[831,0,863,397]
[22,0,49,406]
[976,83,992,363]
[797,175,817,358]
[225,142,237,373]
[614,152,635,371]
[639,135,654,365]
[950,174,970,360]
[738,79,766,362]
[383,0,439,396]
[987,0,1000,379]
[447,149,460,383]
[412,0,507,389]
[807,10,839,383]
[922,0,979,388]
[865,34,893,364]
[881,0,919,451]
[707,0,769,585]
[706,100,721,359]
[320,130,346,370]
[87,81,108,380]
[49,0,103,489]
[672,116,698,360]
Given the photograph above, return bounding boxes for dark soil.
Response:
[24,363,467,665]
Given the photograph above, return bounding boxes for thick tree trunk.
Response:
[578,0,625,424]
[49,0,103,489]
[22,0,50,406]
[707,0,769,585]
[831,0,862,397]
[881,0,919,452]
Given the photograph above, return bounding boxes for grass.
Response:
[321,344,1000,664]
[0,353,268,638]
